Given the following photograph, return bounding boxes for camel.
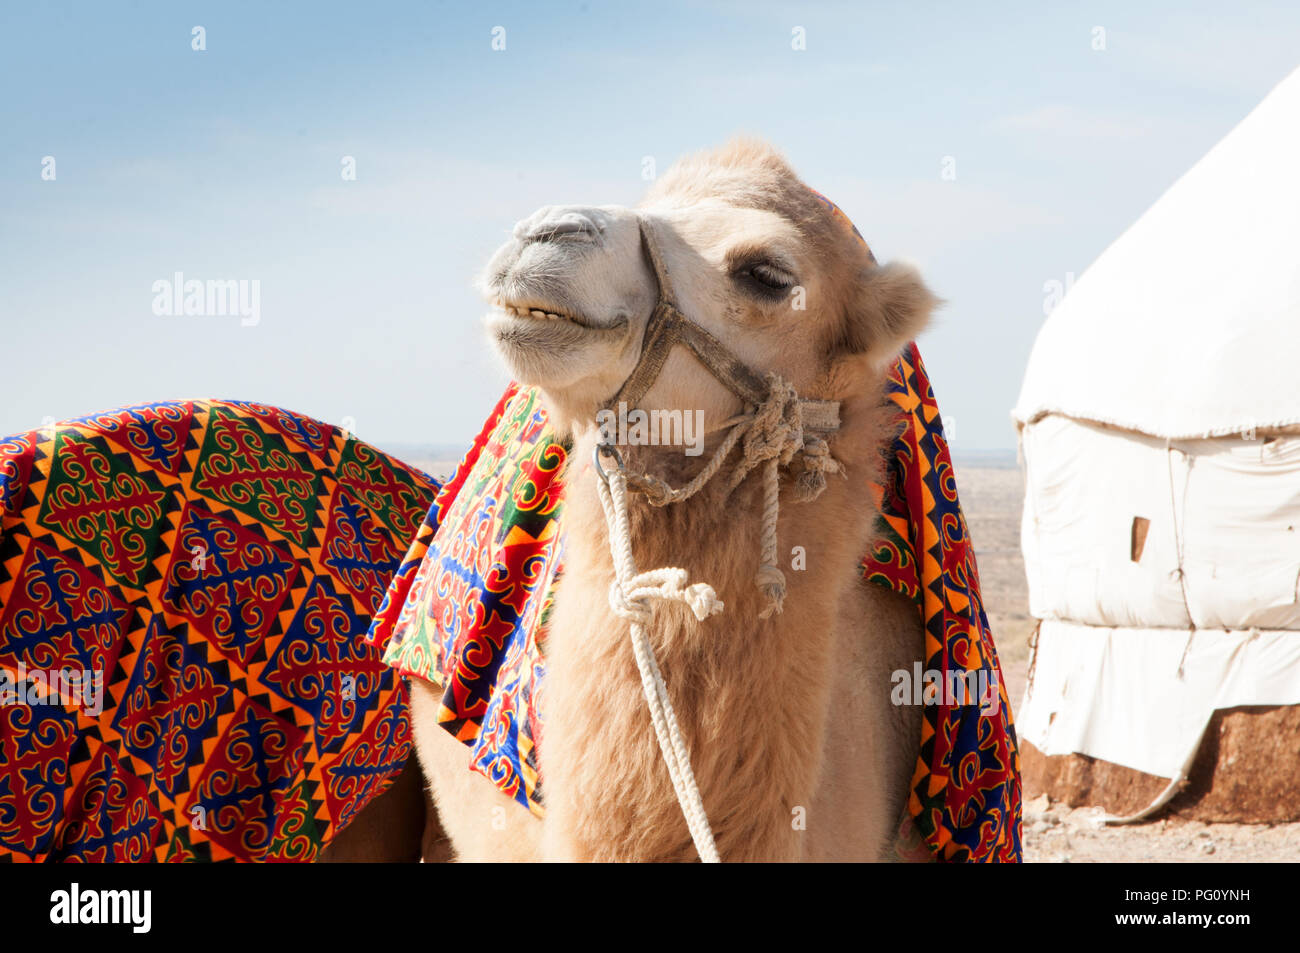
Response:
[406,141,938,861]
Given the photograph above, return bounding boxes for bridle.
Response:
[605,216,842,435]
[594,213,846,605]
[611,218,770,410]
[589,213,847,863]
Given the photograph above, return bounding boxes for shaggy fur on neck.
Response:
[537,380,901,861]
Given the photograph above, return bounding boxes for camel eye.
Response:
[734,260,796,299]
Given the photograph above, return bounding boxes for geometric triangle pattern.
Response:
[0,400,438,862]
[863,344,1022,862]
[371,385,557,816]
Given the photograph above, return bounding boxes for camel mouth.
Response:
[492,297,592,328]
[489,297,627,333]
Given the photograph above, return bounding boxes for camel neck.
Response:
[536,395,887,860]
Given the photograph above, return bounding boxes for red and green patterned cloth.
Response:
[371,344,1023,862]
[0,346,1021,862]
[0,401,436,862]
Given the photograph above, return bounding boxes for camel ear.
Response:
[829,261,938,363]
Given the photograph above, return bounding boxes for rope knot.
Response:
[613,373,841,619]
[608,568,725,627]
[681,582,725,621]
[739,376,804,472]
[607,579,652,625]
[794,434,843,501]
[754,563,787,618]
[633,473,675,507]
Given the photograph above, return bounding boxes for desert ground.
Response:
[956,462,1300,863]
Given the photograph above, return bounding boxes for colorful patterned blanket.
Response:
[0,402,436,861]
[371,344,1023,862]
[1,349,1022,862]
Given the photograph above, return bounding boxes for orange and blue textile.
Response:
[371,344,1023,862]
[0,348,1020,862]
[867,345,1022,861]
[0,402,437,861]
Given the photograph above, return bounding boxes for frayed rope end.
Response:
[755,564,787,618]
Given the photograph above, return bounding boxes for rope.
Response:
[589,374,842,861]
[622,374,842,616]
[1165,438,1197,678]
[595,455,724,863]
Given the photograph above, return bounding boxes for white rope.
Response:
[589,375,842,861]
[624,375,843,616]
[595,454,724,863]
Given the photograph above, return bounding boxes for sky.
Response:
[3,0,1298,454]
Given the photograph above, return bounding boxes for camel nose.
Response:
[512,207,605,244]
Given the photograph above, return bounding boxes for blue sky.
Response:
[3,1,1298,453]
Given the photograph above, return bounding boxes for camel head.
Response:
[482,140,937,435]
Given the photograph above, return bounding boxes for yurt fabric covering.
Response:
[1015,66,1300,440]
[1013,67,1300,789]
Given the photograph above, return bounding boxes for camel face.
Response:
[482,203,652,422]
[482,141,936,432]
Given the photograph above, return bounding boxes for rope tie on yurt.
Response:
[1164,438,1198,678]
[592,373,841,861]
[1108,441,1205,824]
[1107,626,1262,826]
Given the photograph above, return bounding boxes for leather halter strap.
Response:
[611,219,769,409]
[608,217,840,435]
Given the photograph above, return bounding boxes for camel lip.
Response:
[490,297,625,332]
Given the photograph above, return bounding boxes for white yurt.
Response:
[1014,66,1300,821]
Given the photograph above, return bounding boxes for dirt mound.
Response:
[1023,705,1300,823]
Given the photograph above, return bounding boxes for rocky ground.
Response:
[1022,794,1300,863]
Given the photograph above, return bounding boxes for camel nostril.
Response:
[514,210,603,245]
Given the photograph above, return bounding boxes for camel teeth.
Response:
[495,301,575,322]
